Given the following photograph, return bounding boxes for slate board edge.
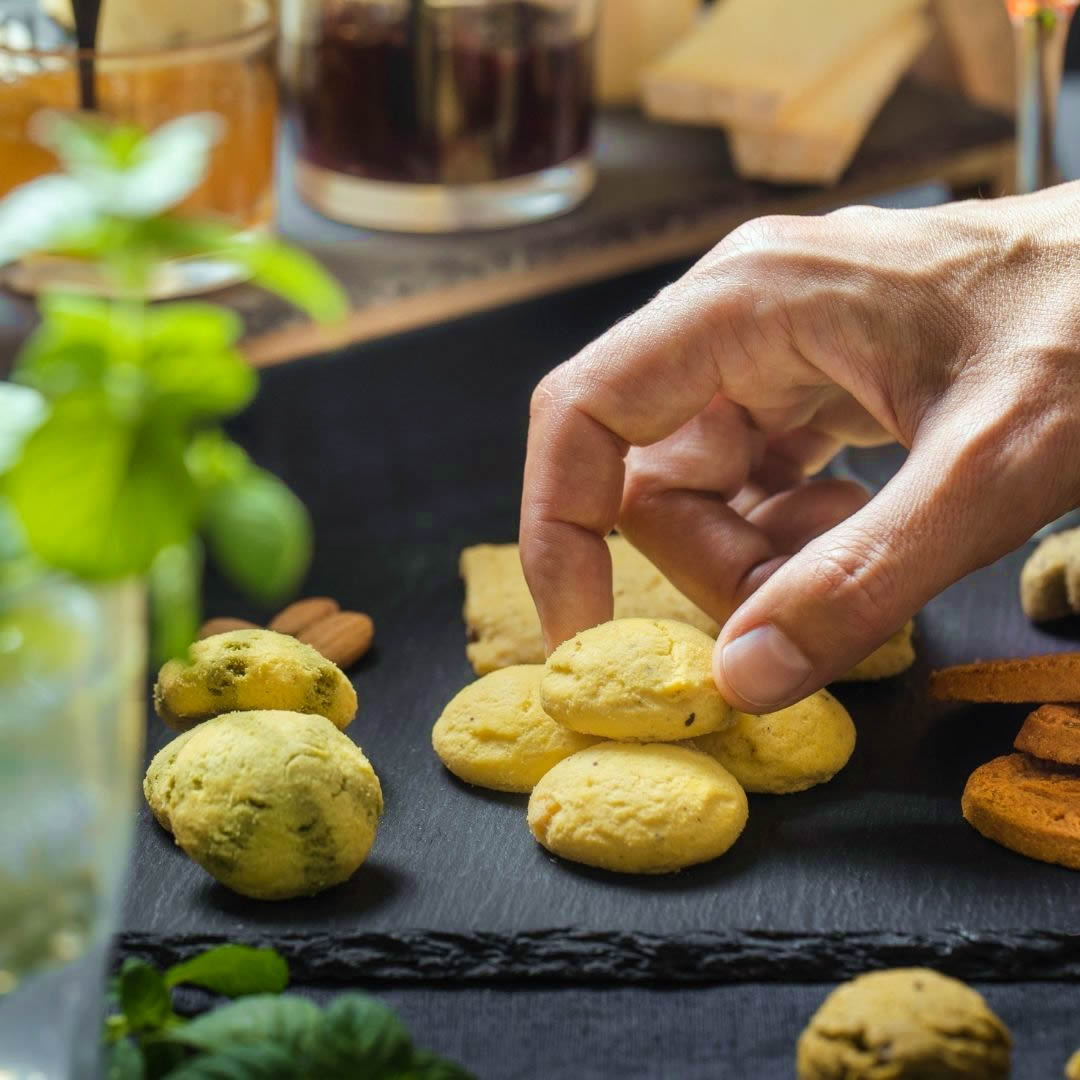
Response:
[117,928,1080,984]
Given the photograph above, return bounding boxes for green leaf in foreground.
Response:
[225,240,348,323]
[148,541,202,665]
[202,470,312,605]
[118,958,173,1033]
[162,1044,297,1080]
[171,995,321,1057]
[105,1037,146,1080]
[3,402,196,578]
[164,945,288,998]
[302,994,413,1075]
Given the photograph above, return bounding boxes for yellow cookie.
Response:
[694,690,855,794]
[837,620,916,682]
[796,968,1011,1079]
[433,666,599,793]
[153,628,357,732]
[166,710,383,900]
[527,742,748,874]
[541,618,731,741]
[143,727,200,831]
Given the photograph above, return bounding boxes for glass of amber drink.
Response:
[0,0,277,297]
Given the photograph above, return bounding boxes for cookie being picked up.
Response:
[541,618,732,742]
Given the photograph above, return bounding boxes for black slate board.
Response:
[118,264,1080,985]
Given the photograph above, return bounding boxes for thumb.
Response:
[711,426,1061,712]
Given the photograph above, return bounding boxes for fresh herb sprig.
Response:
[105,945,474,1080]
[0,112,347,660]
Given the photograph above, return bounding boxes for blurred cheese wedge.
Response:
[641,0,928,129]
[97,0,254,52]
[595,0,702,106]
[729,10,934,185]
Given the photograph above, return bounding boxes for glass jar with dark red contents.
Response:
[287,0,598,231]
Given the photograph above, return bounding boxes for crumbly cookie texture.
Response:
[1014,704,1080,767]
[962,753,1080,871]
[1020,526,1080,621]
[459,538,916,680]
[143,727,199,831]
[165,710,383,900]
[528,741,748,874]
[461,537,718,675]
[432,665,599,793]
[694,690,855,794]
[154,628,357,732]
[541,618,732,742]
[796,968,1011,1079]
[834,621,916,681]
[930,652,1080,704]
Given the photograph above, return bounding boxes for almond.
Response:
[269,596,340,636]
[198,616,260,639]
[298,611,374,669]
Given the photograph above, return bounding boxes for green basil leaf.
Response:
[404,1051,477,1080]
[170,995,321,1056]
[118,958,172,1033]
[185,431,252,493]
[148,541,202,665]
[226,240,347,323]
[142,1041,192,1079]
[161,1044,297,1080]
[0,384,48,471]
[106,1037,146,1080]
[202,470,311,604]
[302,994,413,1075]
[164,945,288,998]
[0,175,98,266]
[4,404,196,579]
[146,303,242,354]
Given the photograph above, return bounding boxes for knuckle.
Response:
[803,534,898,638]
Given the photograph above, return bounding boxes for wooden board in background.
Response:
[0,82,1013,372]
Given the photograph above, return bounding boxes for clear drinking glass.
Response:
[0,575,145,1080]
[288,0,599,231]
[0,0,277,297]
[1006,0,1078,194]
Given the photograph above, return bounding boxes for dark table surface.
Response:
[110,257,1080,1077]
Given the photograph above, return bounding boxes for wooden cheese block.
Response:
[729,10,934,185]
[595,0,702,106]
[641,0,928,129]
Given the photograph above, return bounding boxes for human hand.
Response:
[520,185,1080,712]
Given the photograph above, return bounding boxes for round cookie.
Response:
[154,629,357,732]
[1014,704,1080,766]
[962,753,1080,870]
[166,710,383,900]
[835,620,916,682]
[796,968,1011,1079]
[433,665,599,793]
[143,727,199,831]
[541,618,732,742]
[527,742,747,874]
[694,690,855,794]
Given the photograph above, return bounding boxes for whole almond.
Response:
[269,596,340,636]
[298,612,374,669]
[199,616,260,639]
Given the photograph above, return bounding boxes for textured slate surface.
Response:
[118,262,1080,985]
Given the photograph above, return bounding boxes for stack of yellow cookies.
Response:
[433,617,857,875]
[145,628,383,900]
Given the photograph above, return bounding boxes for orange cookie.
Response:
[930,653,1080,703]
[1014,705,1080,767]
[961,753,1080,870]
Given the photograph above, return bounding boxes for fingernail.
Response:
[717,625,813,709]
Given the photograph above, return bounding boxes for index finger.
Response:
[519,284,728,652]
